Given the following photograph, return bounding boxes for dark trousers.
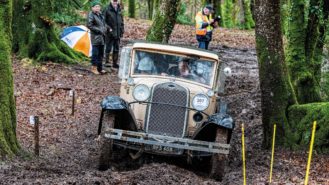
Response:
[197,32,212,50]
[198,41,210,50]
[105,38,120,55]
[91,44,104,72]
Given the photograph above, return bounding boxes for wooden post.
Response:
[70,90,75,116]
[34,116,40,156]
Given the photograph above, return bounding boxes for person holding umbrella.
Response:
[103,0,124,69]
[87,0,107,74]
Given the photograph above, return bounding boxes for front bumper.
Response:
[103,128,230,155]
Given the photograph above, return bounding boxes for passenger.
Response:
[136,56,157,74]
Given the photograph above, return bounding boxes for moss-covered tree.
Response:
[146,0,181,43]
[128,0,135,18]
[12,0,85,63]
[254,0,296,147]
[147,0,154,20]
[242,0,255,29]
[213,0,222,19]
[222,0,234,28]
[286,0,329,103]
[255,0,329,151]
[0,0,20,158]
[152,0,161,19]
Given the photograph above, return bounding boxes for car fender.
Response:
[98,96,138,135]
[193,113,234,143]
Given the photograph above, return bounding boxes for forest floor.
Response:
[1,18,329,185]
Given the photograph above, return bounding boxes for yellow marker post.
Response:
[269,124,277,183]
[241,123,246,185]
[304,121,317,185]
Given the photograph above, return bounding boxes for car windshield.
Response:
[132,50,216,86]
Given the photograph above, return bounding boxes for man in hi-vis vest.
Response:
[195,5,216,50]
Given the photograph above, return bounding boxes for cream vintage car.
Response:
[97,42,234,180]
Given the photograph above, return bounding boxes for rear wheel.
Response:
[98,111,115,171]
[208,128,228,181]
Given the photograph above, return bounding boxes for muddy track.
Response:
[0,46,260,185]
[2,19,328,184]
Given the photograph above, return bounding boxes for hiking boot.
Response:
[112,63,119,69]
[91,66,100,75]
[104,63,112,67]
[104,53,112,67]
[112,52,119,69]
[100,70,107,74]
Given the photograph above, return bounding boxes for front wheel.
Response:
[208,128,228,181]
[98,111,115,171]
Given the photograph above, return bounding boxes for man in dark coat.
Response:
[104,0,124,68]
[87,0,106,74]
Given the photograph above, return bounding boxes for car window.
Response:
[133,50,215,86]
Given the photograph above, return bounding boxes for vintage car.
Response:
[97,42,234,180]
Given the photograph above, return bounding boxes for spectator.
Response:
[104,0,124,69]
[195,4,215,50]
[87,0,106,74]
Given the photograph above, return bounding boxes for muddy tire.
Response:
[208,128,228,181]
[98,112,115,171]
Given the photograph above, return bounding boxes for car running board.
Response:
[103,128,230,155]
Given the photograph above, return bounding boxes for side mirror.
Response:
[217,63,231,94]
[118,47,132,80]
[223,67,232,77]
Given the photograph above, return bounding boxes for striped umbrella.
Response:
[61,25,92,57]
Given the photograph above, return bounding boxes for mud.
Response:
[1,19,328,184]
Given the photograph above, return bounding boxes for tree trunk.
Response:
[213,0,222,18]
[152,0,161,19]
[254,0,296,147]
[12,0,84,63]
[237,0,245,28]
[0,0,20,158]
[147,0,154,20]
[242,0,255,29]
[146,0,181,43]
[128,0,135,18]
[286,0,325,103]
[222,0,234,28]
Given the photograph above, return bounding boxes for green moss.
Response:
[242,0,255,29]
[13,0,85,63]
[0,0,20,158]
[128,0,135,18]
[221,0,234,28]
[146,13,166,42]
[286,0,324,103]
[256,35,295,147]
[146,0,180,43]
[287,103,329,153]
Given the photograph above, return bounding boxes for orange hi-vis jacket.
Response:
[195,11,213,36]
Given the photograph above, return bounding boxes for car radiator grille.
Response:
[146,82,189,137]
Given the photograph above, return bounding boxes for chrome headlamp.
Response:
[132,84,150,101]
[192,94,210,111]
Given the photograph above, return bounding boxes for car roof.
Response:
[130,42,219,61]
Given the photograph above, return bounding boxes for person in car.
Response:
[135,56,157,74]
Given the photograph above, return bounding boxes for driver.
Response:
[178,58,190,77]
